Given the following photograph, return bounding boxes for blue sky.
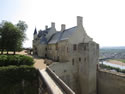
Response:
[0,0,21,21]
[0,0,125,47]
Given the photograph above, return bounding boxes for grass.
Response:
[116,59,125,63]
[0,54,34,66]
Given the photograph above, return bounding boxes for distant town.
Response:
[100,46,125,59]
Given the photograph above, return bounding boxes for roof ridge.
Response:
[64,26,77,31]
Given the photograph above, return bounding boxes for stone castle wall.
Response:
[48,42,99,94]
[97,69,125,94]
[49,61,81,94]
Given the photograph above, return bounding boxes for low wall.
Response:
[38,67,75,94]
[49,61,80,94]
[97,69,125,94]
[46,67,75,94]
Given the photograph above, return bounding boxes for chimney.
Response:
[61,24,66,31]
[45,25,48,30]
[51,22,55,28]
[77,16,83,26]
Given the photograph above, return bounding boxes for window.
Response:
[79,58,81,62]
[45,54,47,57]
[84,58,86,62]
[57,56,59,62]
[45,48,47,51]
[64,70,67,72]
[73,44,77,51]
[84,45,86,50]
[96,45,99,49]
[72,59,74,65]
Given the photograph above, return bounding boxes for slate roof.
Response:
[60,26,77,41]
[48,26,77,44]
[34,28,37,35]
[48,32,62,44]
[38,30,43,38]
[38,28,51,38]
[40,36,48,44]
[38,28,51,44]
[36,26,77,44]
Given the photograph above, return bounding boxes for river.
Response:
[99,61,125,69]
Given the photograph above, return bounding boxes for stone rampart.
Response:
[97,69,125,94]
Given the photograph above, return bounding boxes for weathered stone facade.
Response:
[33,16,99,94]
[97,69,125,94]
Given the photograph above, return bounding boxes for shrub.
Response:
[0,55,34,66]
[0,55,37,94]
[0,65,38,94]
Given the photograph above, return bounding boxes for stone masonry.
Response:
[33,16,99,94]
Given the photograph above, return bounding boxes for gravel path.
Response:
[16,50,46,70]
[34,57,46,70]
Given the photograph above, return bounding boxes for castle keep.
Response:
[33,16,99,94]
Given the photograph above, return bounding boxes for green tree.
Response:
[16,20,28,50]
[1,22,21,54]
[0,21,6,54]
[0,21,28,54]
[0,27,2,54]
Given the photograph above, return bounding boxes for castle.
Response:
[33,16,99,94]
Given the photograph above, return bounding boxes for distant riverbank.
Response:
[108,60,125,66]
[99,60,125,69]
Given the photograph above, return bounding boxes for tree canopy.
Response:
[0,20,28,54]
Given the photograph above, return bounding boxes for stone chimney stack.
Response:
[51,22,55,28]
[77,16,83,26]
[61,24,66,31]
[45,25,48,30]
